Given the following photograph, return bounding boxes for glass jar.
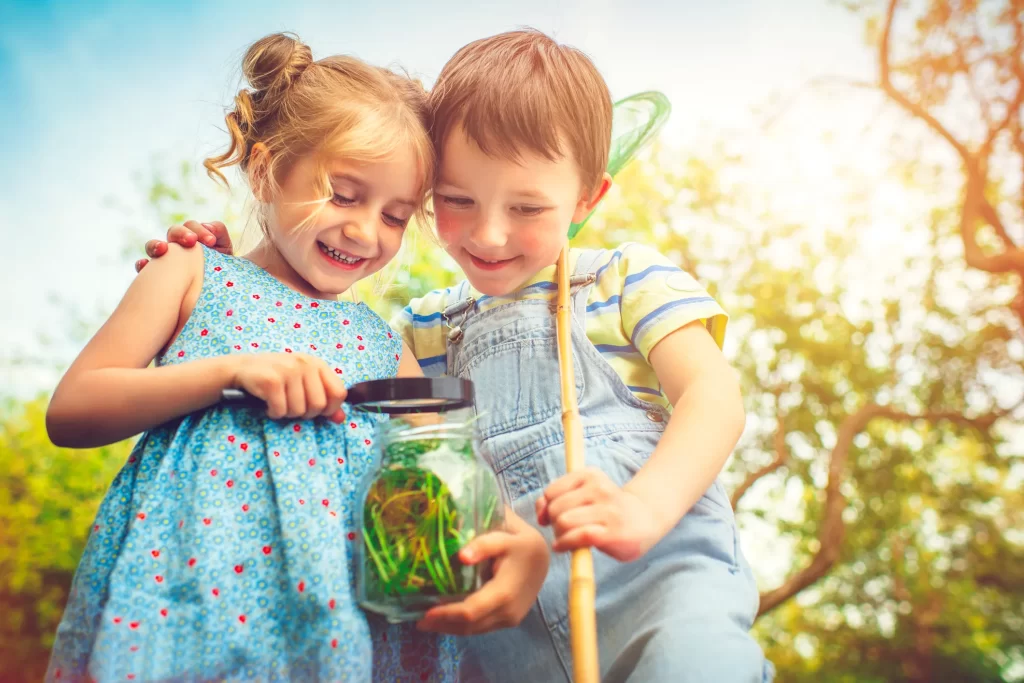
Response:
[355,414,504,623]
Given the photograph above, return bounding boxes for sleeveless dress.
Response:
[46,247,458,683]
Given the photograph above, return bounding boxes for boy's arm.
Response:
[47,245,240,448]
[623,322,745,536]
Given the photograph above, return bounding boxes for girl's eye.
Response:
[382,213,409,228]
[514,205,544,217]
[332,193,356,206]
[440,195,473,208]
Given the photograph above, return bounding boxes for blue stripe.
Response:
[410,311,444,323]
[586,295,620,312]
[623,264,678,287]
[628,385,663,397]
[417,354,447,368]
[594,343,636,354]
[631,296,716,346]
[592,250,623,283]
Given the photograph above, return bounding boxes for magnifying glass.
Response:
[220,376,474,415]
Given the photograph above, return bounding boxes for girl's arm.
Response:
[623,321,746,533]
[47,244,239,448]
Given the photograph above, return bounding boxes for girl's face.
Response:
[262,147,422,298]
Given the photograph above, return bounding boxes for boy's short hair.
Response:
[429,29,613,192]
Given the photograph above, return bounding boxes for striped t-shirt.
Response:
[390,243,728,410]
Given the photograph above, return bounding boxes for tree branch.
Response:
[757,401,1009,617]
[731,404,789,509]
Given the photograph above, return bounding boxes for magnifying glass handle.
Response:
[220,388,267,408]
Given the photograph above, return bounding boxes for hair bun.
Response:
[242,32,312,95]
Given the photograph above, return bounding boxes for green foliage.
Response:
[0,396,133,681]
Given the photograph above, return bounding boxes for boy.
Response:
[141,29,771,683]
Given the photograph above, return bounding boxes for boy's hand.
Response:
[416,511,549,636]
[135,220,234,273]
[536,468,666,562]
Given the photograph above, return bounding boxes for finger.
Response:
[284,372,307,419]
[552,503,612,539]
[416,583,510,635]
[262,378,287,420]
[317,365,348,422]
[134,258,149,273]
[535,496,549,526]
[544,486,598,525]
[301,367,328,420]
[541,469,592,504]
[180,220,216,246]
[144,240,169,259]
[551,525,609,553]
[202,221,233,252]
[458,531,514,565]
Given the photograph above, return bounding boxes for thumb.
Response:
[459,531,514,565]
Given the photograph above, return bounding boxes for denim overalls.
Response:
[429,250,773,682]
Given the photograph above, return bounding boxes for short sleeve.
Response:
[614,243,728,359]
[387,290,451,377]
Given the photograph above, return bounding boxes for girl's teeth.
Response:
[319,243,361,264]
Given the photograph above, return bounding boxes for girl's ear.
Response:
[571,172,613,224]
[248,143,273,203]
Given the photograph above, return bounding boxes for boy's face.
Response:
[433,127,602,296]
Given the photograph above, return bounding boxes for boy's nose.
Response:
[469,218,508,249]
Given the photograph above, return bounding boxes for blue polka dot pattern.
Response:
[46,247,459,682]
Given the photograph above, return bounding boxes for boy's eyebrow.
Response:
[514,189,553,201]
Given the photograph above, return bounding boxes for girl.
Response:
[46,32,457,682]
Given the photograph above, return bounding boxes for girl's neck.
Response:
[244,240,338,302]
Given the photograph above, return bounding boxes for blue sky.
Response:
[0,0,869,396]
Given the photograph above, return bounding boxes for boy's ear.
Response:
[572,172,613,224]
[248,143,273,203]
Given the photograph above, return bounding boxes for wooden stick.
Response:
[555,245,600,683]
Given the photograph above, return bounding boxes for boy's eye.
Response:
[332,193,356,206]
[514,205,544,217]
[382,213,409,228]
[439,195,473,208]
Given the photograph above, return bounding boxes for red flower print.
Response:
[94,524,100,531]
[334,368,342,374]
[239,614,247,623]
[321,499,329,507]
[350,423,357,429]
[228,435,236,443]
[331,639,338,649]
[299,499,305,505]
[137,513,146,520]
[214,266,221,272]
[343,319,350,325]
[268,317,275,323]
[254,469,263,479]
[294,323,302,329]
[295,304,303,309]
[226,281,234,287]
[240,443,248,451]
[177,351,185,358]
[128,675,136,680]
[388,332,393,338]
[188,558,196,567]
[285,348,292,353]
[160,608,168,617]
[358,345,365,351]
[210,469,217,476]
[241,504,249,512]
[130,646,139,652]
[154,575,163,583]
[347,532,356,541]
[203,518,212,525]
[365,439,371,446]
[212,588,219,597]
[308,458,316,466]
[329,598,336,609]
[251,342,258,348]
[310,344,317,351]
[395,354,400,360]
[298,581,305,593]
[252,294,260,300]
[234,565,243,574]
[262,545,272,555]
[235,326,242,331]
[357,335,363,341]
[151,550,160,558]
[294,425,302,432]
[336,343,343,349]
[200,329,209,336]
[113,617,122,624]
[273,450,280,457]
[234,345,242,350]
[226,480,234,488]
[337,458,344,464]
[226,309,233,316]
[311,302,319,308]
[275,301,282,307]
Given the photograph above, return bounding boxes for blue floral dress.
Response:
[46,247,458,682]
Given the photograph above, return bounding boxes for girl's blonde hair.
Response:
[204,32,434,230]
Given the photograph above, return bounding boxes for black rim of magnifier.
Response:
[220,377,474,415]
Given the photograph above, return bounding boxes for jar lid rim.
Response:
[346,377,474,414]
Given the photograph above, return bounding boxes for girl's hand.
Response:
[416,511,550,636]
[135,220,234,273]
[536,467,666,562]
[232,352,347,423]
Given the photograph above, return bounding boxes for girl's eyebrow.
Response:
[329,173,365,187]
